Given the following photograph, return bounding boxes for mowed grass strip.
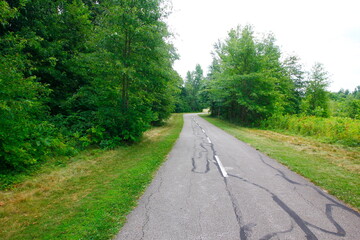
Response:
[0,114,183,240]
[201,115,360,211]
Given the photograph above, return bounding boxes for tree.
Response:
[0,0,180,170]
[65,0,179,143]
[0,2,66,170]
[2,0,93,115]
[301,63,330,117]
[329,86,360,119]
[353,86,360,99]
[282,55,306,114]
[183,64,205,112]
[207,25,288,125]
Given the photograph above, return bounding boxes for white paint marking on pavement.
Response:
[202,129,205,133]
[207,137,212,144]
[215,155,228,178]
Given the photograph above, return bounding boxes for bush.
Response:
[0,55,74,171]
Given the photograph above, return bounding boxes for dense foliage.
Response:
[175,64,207,112]
[0,0,180,171]
[177,25,359,147]
[330,87,360,119]
[204,26,298,124]
[201,25,356,126]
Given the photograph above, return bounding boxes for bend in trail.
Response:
[116,113,360,240]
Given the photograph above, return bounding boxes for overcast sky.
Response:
[166,0,360,92]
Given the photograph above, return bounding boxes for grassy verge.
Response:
[264,115,360,147]
[201,115,360,211]
[0,114,183,240]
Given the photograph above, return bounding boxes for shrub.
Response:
[0,55,74,171]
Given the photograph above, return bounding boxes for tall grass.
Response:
[265,115,360,147]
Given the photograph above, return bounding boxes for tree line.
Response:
[0,0,181,171]
[330,87,360,119]
[179,25,359,123]
[1,5,358,173]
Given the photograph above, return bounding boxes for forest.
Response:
[1,1,359,174]
[0,0,181,172]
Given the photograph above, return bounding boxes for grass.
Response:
[0,114,183,240]
[201,115,360,211]
[265,115,360,147]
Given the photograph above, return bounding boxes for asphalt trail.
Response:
[115,114,360,240]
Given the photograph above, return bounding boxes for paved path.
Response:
[115,114,360,240]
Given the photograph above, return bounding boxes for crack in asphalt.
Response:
[305,204,346,236]
[191,118,212,174]
[293,186,319,210]
[241,223,257,240]
[117,115,360,240]
[186,171,193,209]
[258,153,360,233]
[191,116,360,240]
[140,172,164,240]
[223,177,248,239]
[272,195,318,240]
[191,117,226,178]
[259,222,294,240]
[224,152,360,239]
[198,209,204,240]
[192,117,253,239]
[228,172,319,240]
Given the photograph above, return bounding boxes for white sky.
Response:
[166,0,360,92]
